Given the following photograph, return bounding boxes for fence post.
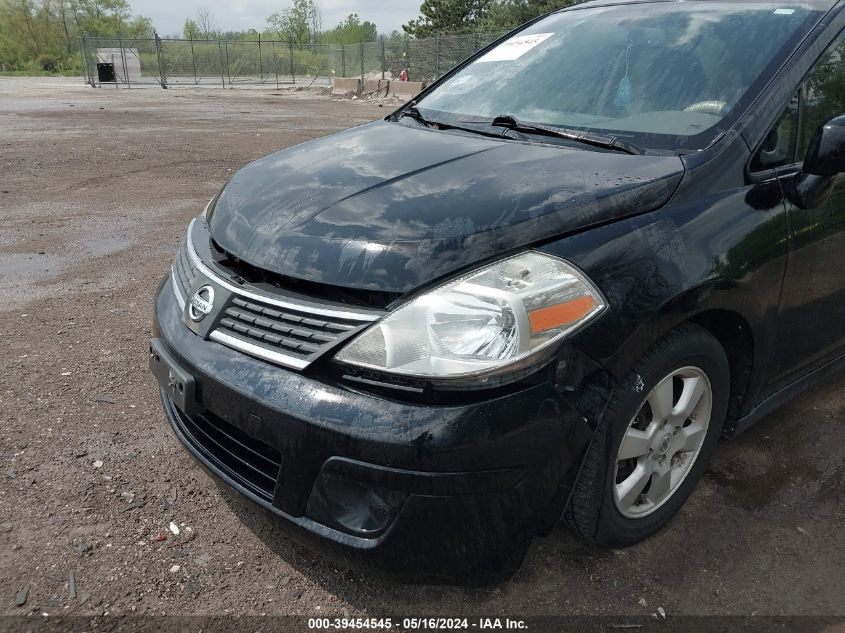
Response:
[81,32,95,87]
[79,36,88,86]
[341,44,346,78]
[360,41,365,83]
[154,32,167,88]
[225,41,232,85]
[435,33,441,78]
[380,35,386,80]
[289,40,295,84]
[190,37,197,84]
[118,33,130,89]
[217,40,225,88]
[258,34,263,84]
[272,41,279,89]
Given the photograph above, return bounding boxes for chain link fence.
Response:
[80,30,509,89]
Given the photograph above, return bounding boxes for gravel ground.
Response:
[0,77,843,619]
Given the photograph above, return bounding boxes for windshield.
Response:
[415,2,822,152]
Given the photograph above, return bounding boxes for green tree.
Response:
[481,0,572,30]
[267,0,313,49]
[182,18,199,40]
[322,13,377,45]
[57,0,75,54]
[383,29,411,75]
[402,0,491,37]
[123,14,152,37]
[70,0,130,36]
[402,0,573,36]
[0,0,152,72]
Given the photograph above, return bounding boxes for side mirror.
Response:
[804,114,845,177]
[785,114,845,209]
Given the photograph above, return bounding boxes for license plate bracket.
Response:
[149,338,199,414]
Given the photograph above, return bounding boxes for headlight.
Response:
[335,252,606,382]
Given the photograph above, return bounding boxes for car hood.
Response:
[208,119,684,294]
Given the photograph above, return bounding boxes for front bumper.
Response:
[152,276,594,583]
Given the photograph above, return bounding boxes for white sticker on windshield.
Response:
[774,8,795,14]
[477,32,554,63]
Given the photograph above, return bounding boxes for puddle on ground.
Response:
[0,252,63,300]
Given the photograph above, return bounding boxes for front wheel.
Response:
[565,323,730,546]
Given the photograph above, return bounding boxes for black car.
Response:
[151,0,845,583]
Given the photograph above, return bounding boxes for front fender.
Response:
[539,179,788,415]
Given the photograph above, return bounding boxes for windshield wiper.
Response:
[396,104,512,139]
[399,104,429,125]
[490,114,646,155]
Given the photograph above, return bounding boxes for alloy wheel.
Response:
[613,366,713,518]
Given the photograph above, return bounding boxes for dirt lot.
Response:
[0,77,843,619]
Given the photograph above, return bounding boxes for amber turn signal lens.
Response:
[529,296,597,334]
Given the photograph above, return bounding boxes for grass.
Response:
[0,69,82,77]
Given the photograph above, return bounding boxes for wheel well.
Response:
[688,310,754,423]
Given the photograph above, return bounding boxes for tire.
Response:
[564,323,730,546]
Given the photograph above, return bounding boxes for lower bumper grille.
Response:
[170,399,281,502]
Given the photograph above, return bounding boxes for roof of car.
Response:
[571,0,838,10]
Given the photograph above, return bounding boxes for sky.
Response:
[133,0,423,37]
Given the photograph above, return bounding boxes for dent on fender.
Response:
[544,180,787,393]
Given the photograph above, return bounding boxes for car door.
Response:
[770,30,845,389]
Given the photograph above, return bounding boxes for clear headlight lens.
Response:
[335,252,606,380]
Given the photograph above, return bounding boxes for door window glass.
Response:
[800,32,845,157]
[751,92,799,171]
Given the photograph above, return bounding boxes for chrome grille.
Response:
[169,219,381,371]
[216,296,363,364]
[171,240,198,308]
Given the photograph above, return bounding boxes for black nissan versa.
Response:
[151,0,845,583]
